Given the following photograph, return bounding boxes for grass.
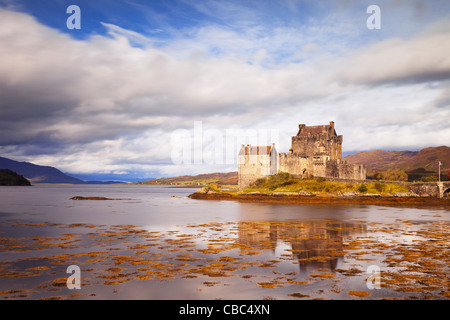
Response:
[242,172,409,195]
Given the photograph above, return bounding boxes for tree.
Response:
[421,176,438,182]
[372,169,408,182]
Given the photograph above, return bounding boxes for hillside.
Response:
[0,156,84,184]
[0,169,32,186]
[141,172,238,186]
[140,146,449,185]
[345,146,449,179]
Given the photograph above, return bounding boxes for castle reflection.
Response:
[237,220,366,273]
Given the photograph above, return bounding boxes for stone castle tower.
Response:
[238,121,366,189]
[238,144,277,190]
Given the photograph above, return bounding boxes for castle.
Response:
[238,121,366,189]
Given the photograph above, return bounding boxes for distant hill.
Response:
[0,169,32,186]
[345,146,450,179]
[0,156,84,184]
[141,172,238,186]
[141,146,449,185]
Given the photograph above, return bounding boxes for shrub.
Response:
[358,184,368,193]
[372,169,408,181]
[421,176,438,182]
[252,178,266,188]
[250,172,297,191]
[207,182,222,192]
[374,182,383,192]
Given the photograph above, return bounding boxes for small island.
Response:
[0,169,31,186]
[190,122,449,205]
[188,173,450,206]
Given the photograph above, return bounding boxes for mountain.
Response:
[0,156,85,184]
[0,169,32,186]
[344,146,450,179]
[141,172,238,186]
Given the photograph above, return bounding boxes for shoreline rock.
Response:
[298,190,316,197]
[188,191,449,206]
[70,196,129,200]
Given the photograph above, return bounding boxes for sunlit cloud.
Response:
[0,1,449,180]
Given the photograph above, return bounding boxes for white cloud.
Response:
[332,21,450,85]
[0,6,448,178]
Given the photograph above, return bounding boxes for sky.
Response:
[0,0,449,181]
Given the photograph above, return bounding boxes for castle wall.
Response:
[276,156,366,181]
[238,154,269,189]
[313,163,326,178]
[291,123,343,160]
[291,135,342,160]
[270,147,278,175]
[278,153,310,177]
[237,122,366,187]
[238,146,277,189]
[325,159,366,180]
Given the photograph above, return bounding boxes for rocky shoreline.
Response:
[188,189,450,206]
[70,196,131,200]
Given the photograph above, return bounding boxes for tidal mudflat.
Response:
[0,185,448,300]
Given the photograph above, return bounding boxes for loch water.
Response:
[0,185,448,300]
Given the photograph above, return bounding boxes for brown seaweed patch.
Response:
[257,281,285,288]
[348,290,371,297]
[288,292,310,298]
[70,196,130,200]
[310,273,335,279]
[39,296,65,300]
[0,289,32,296]
[335,268,363,276]
[287,280,308,285]
[26,266,54,271]
[203,281,221,287]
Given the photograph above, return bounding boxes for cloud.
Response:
[0,4,449,178]
[332,20,450,86]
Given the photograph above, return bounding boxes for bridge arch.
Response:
[443,187,450,198]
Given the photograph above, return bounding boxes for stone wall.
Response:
[237,122,367,187]
[277,151,366,180]
[313,162,326,178]
[291,122,342,160]
[270,147,278,175]
[325,159,366,180]
[238,154,269,189]
[238,147,277,189]
[407,182,450,198]
[291,135,342,160]
[278,153,309,177]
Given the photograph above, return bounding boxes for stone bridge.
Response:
[407,182,450,199]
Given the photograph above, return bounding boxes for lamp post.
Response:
[438,161,442,182]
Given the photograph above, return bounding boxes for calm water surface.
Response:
[0,185,448,300]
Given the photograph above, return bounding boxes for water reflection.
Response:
[237,220,366,274]
[0,185,447,300]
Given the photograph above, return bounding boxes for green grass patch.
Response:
[242,172,408,194]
